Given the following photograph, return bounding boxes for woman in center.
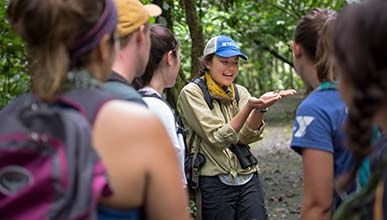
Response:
[177,35,295,220]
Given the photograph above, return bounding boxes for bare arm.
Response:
[92,100,189,220]
[144,125,189,220]
[301,148,334,220]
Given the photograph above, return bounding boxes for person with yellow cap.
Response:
[104,0,162,106]
[4,0,188,219]
[98,1,190,220]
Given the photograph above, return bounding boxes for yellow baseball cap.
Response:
[114,0,162,37]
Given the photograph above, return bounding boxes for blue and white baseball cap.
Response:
[203,35,248,60]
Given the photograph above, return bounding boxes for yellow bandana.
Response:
[204,72,236,103]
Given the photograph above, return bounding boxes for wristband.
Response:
[259,108,268,113]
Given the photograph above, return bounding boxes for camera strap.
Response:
[190,135,202,190]
[188,134,203,220]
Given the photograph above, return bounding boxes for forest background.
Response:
[0,0,365,219]
[0,0,362,108]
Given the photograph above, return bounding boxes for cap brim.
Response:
[216,51,248,60]
[144,4,162,17]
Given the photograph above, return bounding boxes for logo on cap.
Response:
[203,35,248,60]
[221,42,237,47]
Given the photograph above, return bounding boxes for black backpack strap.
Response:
[234,83,240,104]
[138,90,162,100]
[192,78,239,110]
[59,88,114,124]
[192,78,214,110]
[104,81,148,107]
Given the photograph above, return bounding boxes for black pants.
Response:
[199,173,267,220]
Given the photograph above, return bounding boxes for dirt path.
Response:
[188,93,305,220]
[251,94,304,220]
[252,125,302,220]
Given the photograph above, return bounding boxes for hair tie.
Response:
[69,0,118,57]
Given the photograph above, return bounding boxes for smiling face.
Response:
[206,55,239,87]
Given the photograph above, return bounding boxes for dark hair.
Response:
[7,0,107,101]
[333,0,387,162]
[294,8,336,83]
[133,24,179,89]
[196,54,214,78]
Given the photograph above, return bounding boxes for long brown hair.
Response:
[334,1,387,163]
[133,24,179,89]
[7,0,106,101]
[294,8,337,83]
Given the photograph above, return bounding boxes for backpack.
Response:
[0,88,113,220]
[104,74,147,107]
[192,77,240,110]
[184,78,241,187]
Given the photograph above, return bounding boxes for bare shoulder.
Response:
[93,99,174,154]
[99,99,159,123]
[92,100,176,209]
[92,100,188,217]
[96,99,165,133]
[93,99,180,182]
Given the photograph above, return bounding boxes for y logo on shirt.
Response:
[294,116,315,137]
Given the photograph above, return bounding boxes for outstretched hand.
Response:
[262,89,297,98]
[248,89,297,110]
[278,89,297,97]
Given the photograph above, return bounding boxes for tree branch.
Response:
[254,40,294,68]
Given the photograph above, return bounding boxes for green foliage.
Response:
[0,0,349,108]
[188,199,197,219]
[0,1,29,108]
[173,0,347,96]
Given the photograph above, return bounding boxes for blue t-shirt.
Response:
[290,89,355,210]
[97,206,143,220]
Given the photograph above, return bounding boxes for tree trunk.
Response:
[180,0,204,79]
[165,0,205,110]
